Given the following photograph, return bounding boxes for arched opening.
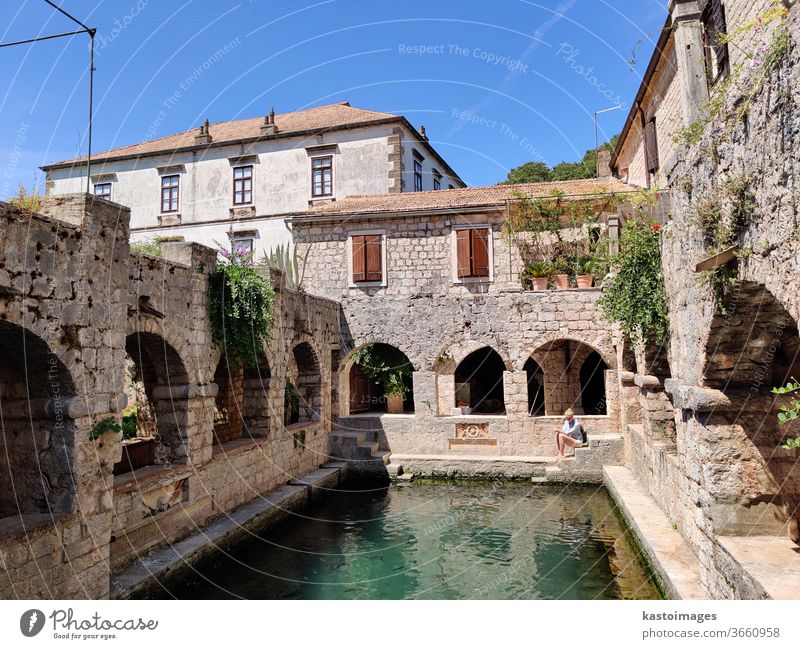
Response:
[454,347,506,415]
[531,339,610,416]
[347,344,415,415]
[0,321,75,518]
[702,281,800,541]
[524,357,545,416]
[212,353,270,445]
[286,342,321,425]
[580,351,608,415]
[117,332,190,475]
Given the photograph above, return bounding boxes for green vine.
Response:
[89,416,122,441]
[351,344,413,397]
[772,381,800,448]
[693,175,756,312]
[208,253,276,369]
[598,217,669,344]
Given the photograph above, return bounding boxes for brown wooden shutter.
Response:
[456,230,471,278]
[352,235,366,282]
[365,235,382,281]
[645,120,659,173]
[471,228,490,277]
[712,0,729,79]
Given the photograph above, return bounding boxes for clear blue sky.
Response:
[0,0,667,198]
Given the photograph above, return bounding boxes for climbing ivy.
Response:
[208,252,275,369]
[772,381,800,448]
[599,217,669,344]
[89,416,122,441]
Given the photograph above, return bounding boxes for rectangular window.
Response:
[456,228,490,279]
[645,118,659,174]
[94,182,111,200]
[433,169,442,191]
[161,175,179,213]
[701,0,729,84]
[233,165,253,205]
[413,159,423,192]
[352,234,383,283]
[311,156,333,197]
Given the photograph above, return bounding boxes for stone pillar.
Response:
[669,0,710,126]
[436,373,455,417]
[503,371,528,418]
[412,370,437,421]
[607,215,621,256]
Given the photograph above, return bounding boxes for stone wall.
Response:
[619,0,800,598]
[0,194,339,599]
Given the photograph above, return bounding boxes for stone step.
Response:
[356,442,380,459]
[330,431,370,446]
[372,449,391,465]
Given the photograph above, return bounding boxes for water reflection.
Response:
[152,483,660,600]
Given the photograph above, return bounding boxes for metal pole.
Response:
[86,30,95,193]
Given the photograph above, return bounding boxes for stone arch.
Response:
[524,357,545,416]
[514,334,616,371]
[119,331,191,474]
[212,351,272,445]
[453,347,507,415]
[433,340,512,417]
[526,338,612,416]
[0,320,76,518]
[700,281,800,541]
[286,340,321,425]
[338,342,416,416]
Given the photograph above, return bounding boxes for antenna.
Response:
[594,105,623,178]
[0,1,97,193]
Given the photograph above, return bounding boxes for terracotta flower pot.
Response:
[532,277,549,291]
[576,275,594,289]
[386,393,405,414]
[554,273,570,289]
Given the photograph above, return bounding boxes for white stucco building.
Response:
[42,102,464,257]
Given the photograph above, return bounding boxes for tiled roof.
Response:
[300,178,636,218]
[43,103,399,168]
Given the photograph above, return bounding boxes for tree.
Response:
[499,161,552,185]
[499,134,620,185]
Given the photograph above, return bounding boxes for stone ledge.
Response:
[663,381,731,411]
[716,535,800,600]
[603,465,707,599]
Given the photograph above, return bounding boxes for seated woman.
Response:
[554,408,583,458]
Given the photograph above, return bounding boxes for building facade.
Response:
[42,103,464,258]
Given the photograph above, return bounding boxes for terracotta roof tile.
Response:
[44,103,398,168]
[300,178,636,217]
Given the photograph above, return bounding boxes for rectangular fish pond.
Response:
[149,482,662,600]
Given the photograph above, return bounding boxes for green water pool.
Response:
[153,482,661,600]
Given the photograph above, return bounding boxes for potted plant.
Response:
[522,261,554,291]
[553,256,571,290]
[575,255,603,289]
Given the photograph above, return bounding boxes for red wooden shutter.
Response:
[645,120,659,173]
[456,230,471,278]
[352,235,366,282]
[365,235,382,281]
[471,228,490,277]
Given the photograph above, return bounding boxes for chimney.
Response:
[261,107,278,136]
[597,149,612,178]
[194,119,212,145]
[419,125,429,142]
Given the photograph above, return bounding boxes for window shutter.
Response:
[352,236,366,282]
[471,228,490,277]
[365,235,382,282]
[645,120,659,174]
[712,0,729,79]
[456,230,471,278]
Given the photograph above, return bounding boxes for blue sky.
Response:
[0,0,667,198]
